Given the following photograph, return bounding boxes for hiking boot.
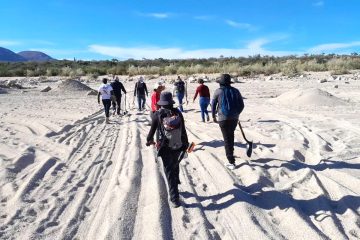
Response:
[225,163,236,170]
[170,199,181,208]
[105,117,110,124]
[207,115,210,122]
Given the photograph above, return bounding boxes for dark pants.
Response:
[112,95,122,114]
[102,99,111,117]
[160,148,181,202]
[137,95,146,110]
[219,119,238,164]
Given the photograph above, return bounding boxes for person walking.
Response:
[146,92,189,208]
[150,82,163,119]
[173,76,187,112]
[134,76,148,111]
[192,78,210,122]
[97,78,114,124]
[211,74,244,170]
[111,76,127,115]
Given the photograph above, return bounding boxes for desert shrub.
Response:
[61,66,72,76]
[26,69,36,77]
[87,72,99,80]
[346,58,360,69]
[327,58,350,75]
[223,63,241,74]
[281,59,302,76]
[46,68,60,76]
[300,59,327,72]
[164,64,177,75]
[127,65,139,76]
[177,66,192,75]
[237,66,252,76]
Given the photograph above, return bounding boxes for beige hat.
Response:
[153,83,161,90]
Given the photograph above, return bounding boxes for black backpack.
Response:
[158,108,183,150]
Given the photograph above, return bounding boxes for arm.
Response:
[120,83,127,94]
[193,86,199,102]
[146,113,159,143]
[145,83,148,97]
[97,92,101,104]
[134,82,137,96]
[211,99,218,118]
[180,112,189,148]
[211,89,219,120]
[238,91,245,114]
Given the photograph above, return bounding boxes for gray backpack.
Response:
[158,109,183,150]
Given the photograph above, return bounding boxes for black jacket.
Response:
[134,81,148,96]
[111,81,127,97]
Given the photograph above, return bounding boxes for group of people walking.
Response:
[98,74,244,208]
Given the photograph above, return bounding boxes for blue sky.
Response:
[1,0,360,60]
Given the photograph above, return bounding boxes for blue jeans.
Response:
[137,95,146,110]
[199,97,210,121]
[176,93,184,112]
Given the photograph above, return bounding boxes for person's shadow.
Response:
[182,183,360,217]
[197,140,245,149]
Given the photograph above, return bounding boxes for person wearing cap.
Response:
[134,76,148,111]
[146,91,189,208]
[211,74,244,170]
[193,78,211,122]
[110,76,127,115]
[150,82,163,118]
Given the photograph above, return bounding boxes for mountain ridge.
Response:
[0,47,55,62]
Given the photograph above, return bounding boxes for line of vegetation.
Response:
[1,54,360,78]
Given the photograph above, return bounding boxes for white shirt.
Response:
[98,84,113,100]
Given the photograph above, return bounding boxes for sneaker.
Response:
[170,199,181,208]
[225,163,236,170]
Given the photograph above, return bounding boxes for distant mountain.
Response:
[0,47,27,62]
[18,51,55,62]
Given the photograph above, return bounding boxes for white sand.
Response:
[0,72,359,240]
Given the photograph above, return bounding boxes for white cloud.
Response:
[308,41,360,53]
[0,40,21,47]
[148,13,169,19]
[225,20,255,31]
[137,12,170,19]
[88,38,296,60]
[313,1,324,7]
[194,15,214,21]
